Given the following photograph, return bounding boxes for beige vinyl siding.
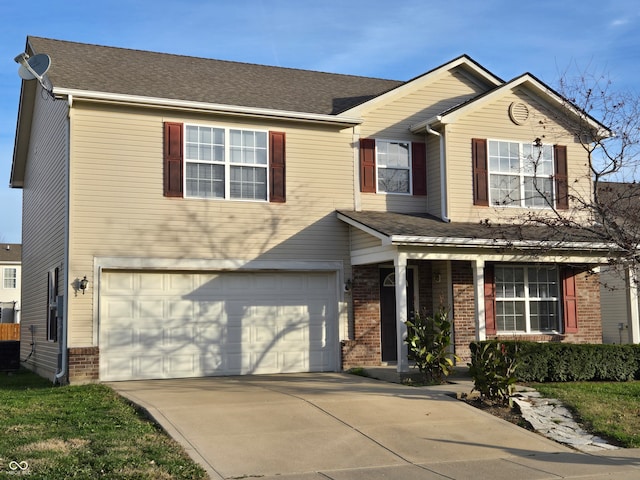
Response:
[350,227,382,250]
[600,265,632,344]
[445,87,593,223]
[20,90,68,380]
[67,103,355,345]
[358,68,489,213]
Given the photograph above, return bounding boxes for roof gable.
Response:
[411,73,609,136]
[340,54,503,117]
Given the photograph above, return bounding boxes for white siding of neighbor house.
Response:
[445,86,593,223]
[357,68,491,215]
[66,102,356,346]
[19,88,68,380]
[600,265,634,344]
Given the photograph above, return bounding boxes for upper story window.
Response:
[472,138,568,210]
[359,138,426,196]
[185,125,268,201]
[3,268,16,289]
[376,140,411,194]
[488,140,554,207]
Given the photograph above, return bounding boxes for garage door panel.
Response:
[100,270,338,381]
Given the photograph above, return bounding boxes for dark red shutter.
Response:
[554,145,568,210]
[164,122,183,197]
[360,138,376,193]
[484,263,497,335]
[472,138,489,206]
[269,131,286,203]
[411,142,427,196]
[562,266,578,333]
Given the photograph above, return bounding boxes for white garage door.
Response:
[99,270,338,381]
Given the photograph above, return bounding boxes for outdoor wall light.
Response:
[344,279,352,292]
[79,276,89,294]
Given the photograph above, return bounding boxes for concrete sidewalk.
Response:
[109,373,640,480]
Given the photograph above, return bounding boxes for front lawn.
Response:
[0,369,207,479]
[534,381,640,448]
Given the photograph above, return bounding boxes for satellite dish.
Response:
[17,53,51,81]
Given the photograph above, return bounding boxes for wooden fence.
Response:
[0,324,20,341]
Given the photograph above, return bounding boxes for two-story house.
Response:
[0,244,21,324]
[11,37,611,384]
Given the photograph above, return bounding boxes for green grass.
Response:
[0,369,207,479]
[534,381,640,448]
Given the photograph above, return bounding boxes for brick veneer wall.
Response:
[452,262,603,363]
[68,346,99,384]
[342,265,381,368]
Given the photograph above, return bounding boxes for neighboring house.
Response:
[0,244,21,324]
[11,36,613,384]
[598,182,640,344]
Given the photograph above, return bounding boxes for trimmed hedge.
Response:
[469,341,640,383]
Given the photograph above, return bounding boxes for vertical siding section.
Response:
[67,104,356,345]
[20,91,68,380]
[446,87,592,223]
[600,265,630,344]
[358,68,488,215]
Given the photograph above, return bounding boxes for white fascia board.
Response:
[337,212,392,245]
[53,88,362,127]
[390,234,615,252]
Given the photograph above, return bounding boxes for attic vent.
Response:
[508,102,530,125]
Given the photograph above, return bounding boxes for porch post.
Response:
[472,259,486,341]
[395,252,409,372]
[627,266,640,344]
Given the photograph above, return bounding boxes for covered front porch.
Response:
[338,211,611,373]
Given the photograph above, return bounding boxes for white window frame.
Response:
[495,264,561,334]
[375,139,412,195]
[184,124,269,202]
[488,139,555,208]
[3,268,16,289]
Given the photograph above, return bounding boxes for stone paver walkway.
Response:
[511,388,619,453]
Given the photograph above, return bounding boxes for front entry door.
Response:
[380,268,415,362]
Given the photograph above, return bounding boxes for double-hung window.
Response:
[185,125,268,201]
[376,140,411,194]
[3,268,16,289]
[488,140,554,207]
[495,265,560,333]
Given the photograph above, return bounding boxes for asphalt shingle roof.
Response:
[27,36,403,115]
[0,244,21,263]
[338,211,608,247]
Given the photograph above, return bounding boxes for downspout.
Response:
[425,125,450,223]
[54,94,72,384]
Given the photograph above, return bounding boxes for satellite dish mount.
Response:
[14,52,54,98]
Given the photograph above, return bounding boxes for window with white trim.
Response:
[3,268,16,289]
[376,140,411,194]
[495,265,560,333]
[488,140,554,207]
[185,125,268,200]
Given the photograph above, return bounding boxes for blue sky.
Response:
[1,0,639,243]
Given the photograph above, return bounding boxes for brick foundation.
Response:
[68,346,99,384]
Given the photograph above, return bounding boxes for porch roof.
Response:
[337,210,612,252]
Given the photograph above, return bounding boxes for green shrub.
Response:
[468,341,518,402]
[405,309,458,383]
[470,341,639,384]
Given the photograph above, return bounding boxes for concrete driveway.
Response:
[110,373,640,480]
